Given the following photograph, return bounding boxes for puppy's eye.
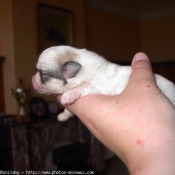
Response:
[41,74,50,84]
[39,70,50,84]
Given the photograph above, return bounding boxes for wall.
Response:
[0,0,17,113]
[0,0,86,113]
[85,5,175,63]
[85,7,141,62]
[140,15,175,62]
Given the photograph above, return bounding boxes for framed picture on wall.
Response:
[38,4,74,53]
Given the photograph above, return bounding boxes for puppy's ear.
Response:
[62,61,81,79]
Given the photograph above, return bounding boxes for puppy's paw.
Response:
[57,113,70,122]
[61,89,80,105]
[61,84,99,105]
[57,109,74,122]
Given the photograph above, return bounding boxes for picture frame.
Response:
[38,4,74,53]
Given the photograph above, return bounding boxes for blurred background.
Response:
[0,0,175,174]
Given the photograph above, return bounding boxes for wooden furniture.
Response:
[152,61,175,84]
[0,118,106,171]
[0,56,5,112]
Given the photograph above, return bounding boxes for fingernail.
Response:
[133,52,150,62]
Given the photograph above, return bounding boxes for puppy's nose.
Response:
[32,76,35,84]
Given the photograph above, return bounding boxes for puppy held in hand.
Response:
[32,46,175,121]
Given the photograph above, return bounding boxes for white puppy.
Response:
[32,46,175,121]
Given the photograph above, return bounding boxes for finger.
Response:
[122,52,160,101]
[131,52,151,69]
[131,52,154,79]
[57,92,105,118]
[129,52,156,87]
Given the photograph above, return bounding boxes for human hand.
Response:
[58,53,175,175]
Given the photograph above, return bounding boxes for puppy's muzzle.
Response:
[32,75,40,91]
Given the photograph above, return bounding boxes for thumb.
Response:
[123,52,159,97]
[132,52,151,69]
[130,52,156,86]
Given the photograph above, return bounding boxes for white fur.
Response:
[32,46,175,121]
